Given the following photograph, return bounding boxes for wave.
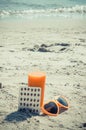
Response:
[0,5,86,17]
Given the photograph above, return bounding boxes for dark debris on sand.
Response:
[25,43,70,53]
[0,83,2,89]
[38,47,51,52]
[79,123,86,129]
[54,43,70,46]
[59,48,66,51]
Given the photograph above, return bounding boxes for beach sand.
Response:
[0,18,86,130]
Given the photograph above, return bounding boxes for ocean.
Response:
[0,0,86,20]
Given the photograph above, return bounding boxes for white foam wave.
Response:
[0,5,86,17]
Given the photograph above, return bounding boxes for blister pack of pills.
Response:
[18,86,41,114]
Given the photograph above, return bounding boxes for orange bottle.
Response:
[28,72,46,107]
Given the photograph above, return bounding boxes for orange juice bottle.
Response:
[28,72,46,107]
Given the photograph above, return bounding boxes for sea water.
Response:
[0,0,86,20]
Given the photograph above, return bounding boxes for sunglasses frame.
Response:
[54,96,69,109]
[41,100,59,116]
[41,96,69,116]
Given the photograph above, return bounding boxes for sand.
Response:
[0,17,86,130]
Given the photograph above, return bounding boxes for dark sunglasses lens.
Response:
[44,102,58,114]
[57,97,68,107]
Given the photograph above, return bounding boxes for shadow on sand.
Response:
[4,109,37,122]
[4,107,68,122]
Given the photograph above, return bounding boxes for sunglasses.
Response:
[41,96,69,116]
